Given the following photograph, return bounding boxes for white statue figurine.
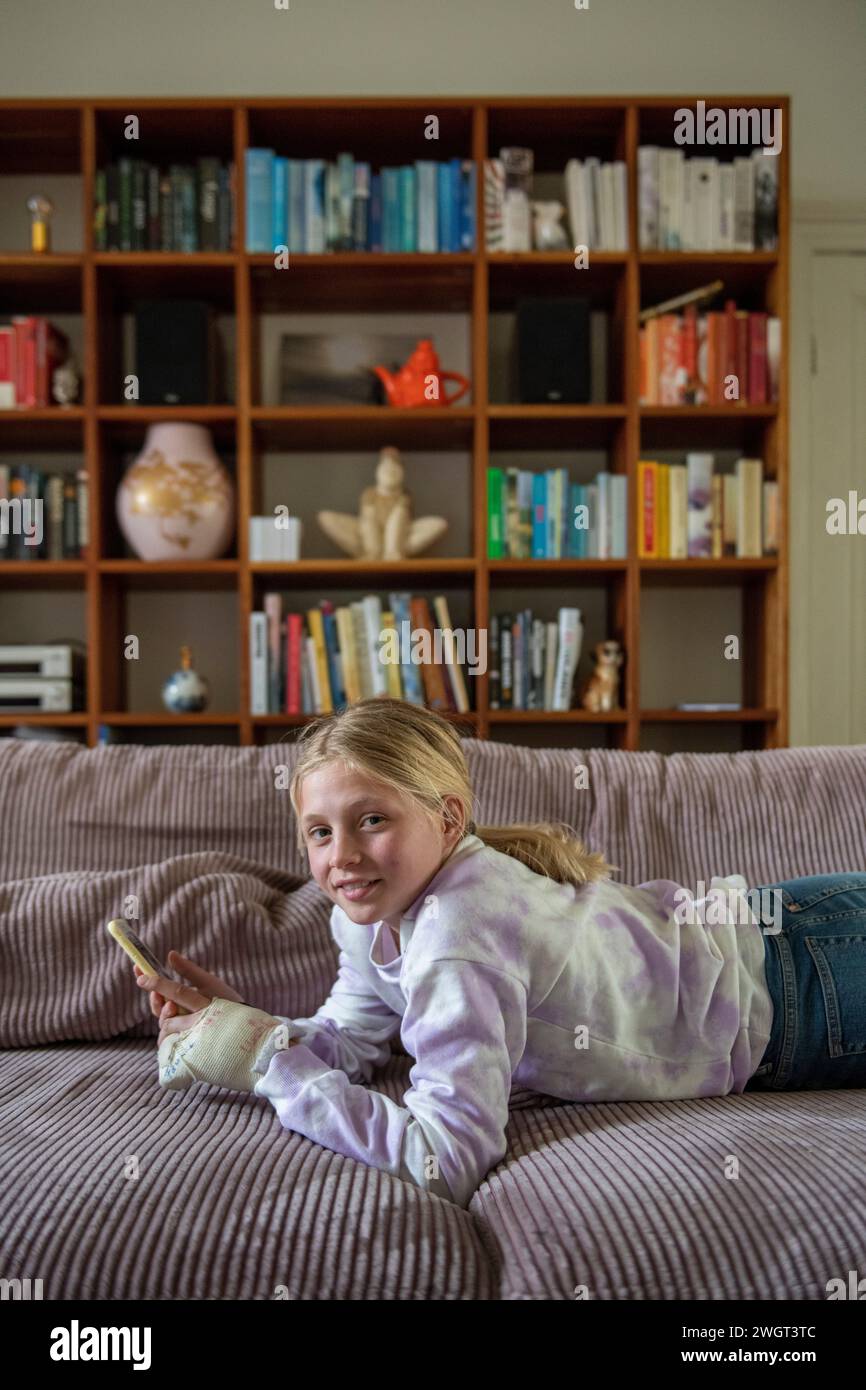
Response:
[318,446,448,561]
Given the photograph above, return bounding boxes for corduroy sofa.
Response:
[1,737,864,1300]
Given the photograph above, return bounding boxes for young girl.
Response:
[142,696,866,1209]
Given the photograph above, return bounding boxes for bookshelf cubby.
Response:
[0,95,788,751]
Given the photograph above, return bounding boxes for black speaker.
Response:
[516,296,590,404]
[134,299,219,404]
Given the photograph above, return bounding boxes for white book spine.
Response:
[305,634,322,711]
[543,620,558,710]
[637,146,659,250]
[552,608,583,712]
[249,612,268,715]
[659,149,683,250]
[362,594,389,695]
[733,156,755,251]
[686,453,714,558]
[719,163,735,250]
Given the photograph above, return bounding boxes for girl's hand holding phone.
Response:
[134,949,245,1042]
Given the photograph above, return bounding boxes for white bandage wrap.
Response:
[158,998,289,1093]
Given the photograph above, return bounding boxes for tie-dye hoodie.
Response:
[253,833,774,1208]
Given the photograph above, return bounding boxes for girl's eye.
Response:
[309,814,385,841]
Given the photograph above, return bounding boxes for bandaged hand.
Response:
[157,997,292,1093]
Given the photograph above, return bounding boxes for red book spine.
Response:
[735,312,749,406]
[0,327,14,405]
[681,304,698,404]
[724,299,737,399]
[13,318,35,407]
[287,612,303,713]
[643,465,655,555]
[707,313,721,405]
[749,312,768,404]
[35,318,48,406]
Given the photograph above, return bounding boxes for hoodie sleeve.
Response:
[253,957,527,1208]
[260,944,402,1084]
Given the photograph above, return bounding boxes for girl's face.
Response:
[299,761,465,927]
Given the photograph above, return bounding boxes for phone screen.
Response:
[123,927,168,978]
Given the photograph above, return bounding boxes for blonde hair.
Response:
[287,696,617,888]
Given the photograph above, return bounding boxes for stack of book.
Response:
[637,455,778,558]
[93,157,235,251]
[0,318,70,408]
[249,592,471,716]
[245,150,476,253]
[488,466,627,559]
[484,157,629,250]
[489,608,585,711]
[639,301,780,406]
[0,464,88,560]
[638,147,778,251]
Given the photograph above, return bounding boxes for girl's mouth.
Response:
[339,879,381,902]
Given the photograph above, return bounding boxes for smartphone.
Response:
[107,919,191,1016]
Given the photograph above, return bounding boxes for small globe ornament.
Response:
[162,646,209,714]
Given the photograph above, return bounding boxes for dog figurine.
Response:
[579,640,624,713]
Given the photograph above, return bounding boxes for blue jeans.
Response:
[744,873,866,1091]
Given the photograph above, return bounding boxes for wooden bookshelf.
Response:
[0,95,789,751]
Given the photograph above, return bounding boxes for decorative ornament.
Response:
[52,356,81,406]
[26,194,54,253]
[532,200,569,250]
[116,423,234,561]
[579,639,624,713]
[318,445,448,560]
[372,339,469,408]
[162,645,210,713]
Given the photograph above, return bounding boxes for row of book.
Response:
[638,147,778,252]
[637,456,777,558]
[488,467,628,560]
[93,158,236,252]
[484,157,629,251]
[639,302,781,406]
[245,150,476,254]
[249,593,472,716]
[0,318,71,409]
[489,607,585,711]
[0,465,89,560]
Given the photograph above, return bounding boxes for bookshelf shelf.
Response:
[641,708,778,722]
[0,93,789,752]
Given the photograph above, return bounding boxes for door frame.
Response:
[790,215,866,746]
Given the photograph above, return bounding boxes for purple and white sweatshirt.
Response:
[252,833,774,1208]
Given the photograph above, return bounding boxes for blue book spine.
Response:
[437,162,452,251]
[575,485,587,558]
[546,470,556,556]
[370,171,383,251]
[568,482,581,557]
[449,157,462,251]
[288,160,304,252]
[460,159,475,250]
[532,471,547,558]
[389,592,424,703]
[322,611,345,707]
[612,474,627,557]
[273,156,288,252]
[559,469,570,557]
[245,148,274,252]
[382,168,399,251]
[399,166,416,251]
[305,160,326,252]
[415,161,438,251]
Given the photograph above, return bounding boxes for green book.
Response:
[487,468,503,558]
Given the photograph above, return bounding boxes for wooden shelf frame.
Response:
[0,95,789,750]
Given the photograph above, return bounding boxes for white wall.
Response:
[1,0,864,213]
